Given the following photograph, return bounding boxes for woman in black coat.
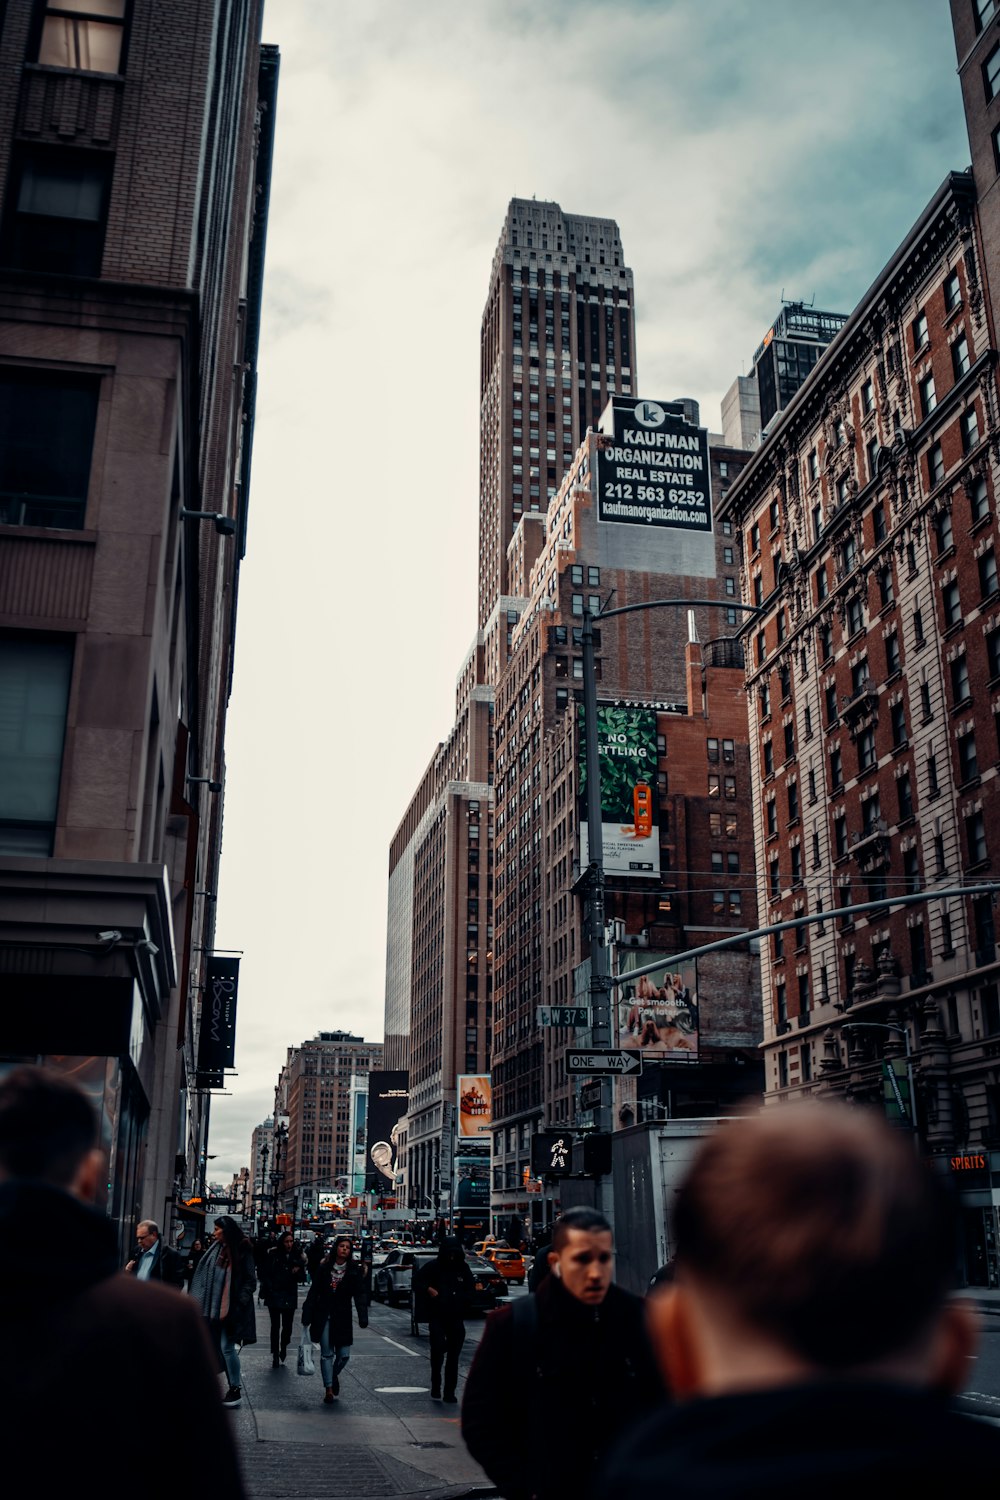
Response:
[413,1237,475,1402]
[262,1230,305,1366]
[189,1215,257,1408]
[304,1234,368,1404]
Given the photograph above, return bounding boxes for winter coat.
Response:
[193,1236,258,1355]
[0,1179,244,1495]
[126,1237,186,1287]
[599,1379,1000,1500]
[462,1272,666,1500]
[304,1256,368,1345]
[261,1243,305,1311]
[413,1255,475,1325]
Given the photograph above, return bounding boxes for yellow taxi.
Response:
[481,1245,526,1286]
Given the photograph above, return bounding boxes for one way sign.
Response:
[565,1049,642,1077]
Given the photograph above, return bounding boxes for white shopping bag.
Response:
[297,1322,315,1377]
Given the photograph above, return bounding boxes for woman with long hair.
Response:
[190,1215,257,1408]
[303,1234,368,1404]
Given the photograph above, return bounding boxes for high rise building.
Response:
[720,168,1000,1286]
[752,302,848,433]
[951,0,1000,338]
[478,201,637,684]
[277,1031,383,1222]
[0,1,277,1252]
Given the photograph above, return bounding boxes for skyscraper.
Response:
[478,201,637,683]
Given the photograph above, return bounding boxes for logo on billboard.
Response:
[633,400,666,427]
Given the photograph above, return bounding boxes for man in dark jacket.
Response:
[602,1101,1000,1499]
[0,1065,244,1494]
[462,1207,665,1500]
[414,1236,475,1402]
[125,1218,186,1286]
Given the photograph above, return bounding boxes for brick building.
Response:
[489,426,761,1235]
[0,2,277,1251]
[276,1031,383,1222]
[719,166,1000,1284]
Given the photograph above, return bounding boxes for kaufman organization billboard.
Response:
[596,397,712,532]
[616,951,699,1060]
[457,1075,492,1139]
[365,1070,409,1191]
[579,704,660,878]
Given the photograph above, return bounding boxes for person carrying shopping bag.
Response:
[190,1215,257,1408]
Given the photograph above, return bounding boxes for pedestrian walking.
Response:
[262,1229,305,1366]
[303,1233,368,1404]
[185,1236,205,1289]
[413,1236,475,1402]
[462,1206,666,1500]
[125,1217,186,1286]
[601,1100,1000,1499]
[0,1065,243,1494]
[190,1214,258,1408]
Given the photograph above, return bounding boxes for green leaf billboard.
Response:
[579,704,660,878]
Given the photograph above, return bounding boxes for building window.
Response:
[969,475,990,524]
[858,727,876,771]
[790,845,802,885]
[977,0,999,32]
[707,738,719,763]
[787,780,799,822]
[961,407,980,454]
[897,772,913,820]
[834,813,847,857]
[725,576,736,596]
[724,775,736,799]
[952,334,971,380]
[1,147,113,276]
[819,623,833,662]
[958,730,979,784]
[890,701,907,748]
[918,371,937,418]
[769,857,780,899]
[766,798,777,836]
[708,774,720,799]
[950,654,971,704]
[927,442,945,487]
[846,596,864,637]
[987,626,1000,681]
[861,378,875,415]
[37,0,126,73]
[878,564,895,609]
[722,738,735,763]
[886,631,900,675]
[967,810,988,865]
[985,41,1000,101]
[0,636,73,854]
[942,579,961,628]
[979,547,998,599]
[913,309,929,351]
[762,740,774,777]
[808,449,819,482]
[0,370,99,528]
[830,746,843,791]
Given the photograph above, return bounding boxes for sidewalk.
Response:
[226,1305,496,1500]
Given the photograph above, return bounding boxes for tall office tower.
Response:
[951,0,1000,337]
[752,302,848,433]
[0,2,277,1252]
[277,1032,383,1223]
[478,200,636,684]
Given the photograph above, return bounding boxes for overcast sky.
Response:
[206,0,970,1182]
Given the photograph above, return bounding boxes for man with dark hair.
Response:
[462,1205,665,1500]
[603,1100,1000,1498]
[0,1066,244,1493]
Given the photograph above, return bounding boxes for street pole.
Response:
[581,607,614,1219]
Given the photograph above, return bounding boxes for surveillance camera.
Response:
[213,515,237,537]
[96,929,122,943]
[208,780,223,793]
[137,938,160,958]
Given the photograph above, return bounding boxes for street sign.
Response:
[531,1131,574,1177]
[579,1081,603,1111]
[536,1005,590,1028]
[565,1049,642,1077]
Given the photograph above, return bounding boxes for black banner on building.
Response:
[197,954,240,1085]
[366,1070,409,1193]
[597,397,712,532]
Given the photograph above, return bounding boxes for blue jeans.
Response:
[219,1326,242,1389]
[320,1322,351,1387]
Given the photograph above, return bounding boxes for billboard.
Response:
[579,704,660,878]
[457,1075,492,1139]
[616,951,698,1060]
[596,397,712,532]
[365,1070,408,1191]
[455,1154,491,1207]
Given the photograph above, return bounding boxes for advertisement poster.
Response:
[616,951,699,1059]
[196,954,240,1085]
[579,704,660,878]
[365,1070,409,1190]
[457,1074,492,1138]
[596,397,712,531]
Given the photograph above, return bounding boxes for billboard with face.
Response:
[365,1071,408,1190]
[617,952,698,1060]
[579,704,660,878]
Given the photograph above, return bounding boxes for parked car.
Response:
[410,1253,506,1335]
[482,1246,527,1286]
[373,1247,437,1306]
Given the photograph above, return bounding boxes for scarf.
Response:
[190,1239,232,1321]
